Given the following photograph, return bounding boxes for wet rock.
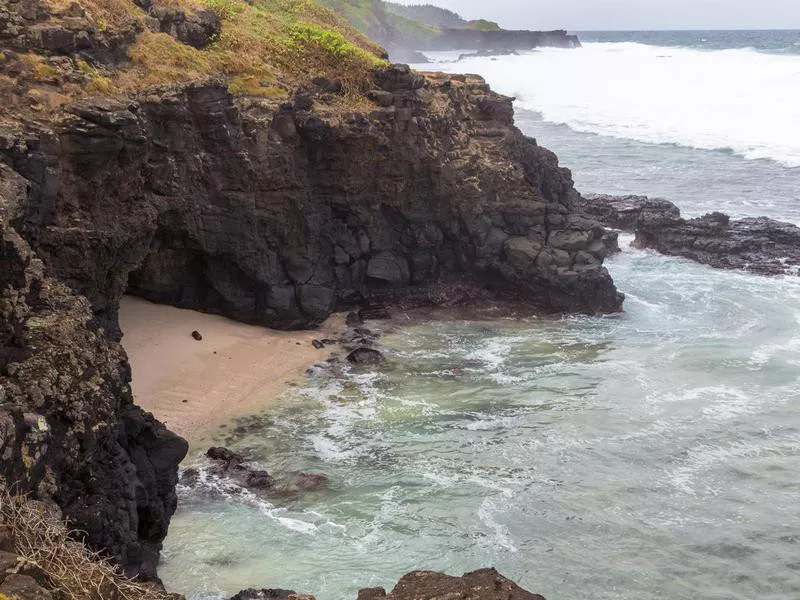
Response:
[205,447,274,491]
[229,589,306,600]
[634,212,800,276]
[346,311,364,327]
[285,471,328,493]
[372,568,546,600]
[191,330,203,341]
[180,467,199,487]
[0,574,53,600]
[357,588,387,600]
[206,446,245,464]
[359,305,391,321]
[347,348,384,365]
[245,469,275,490]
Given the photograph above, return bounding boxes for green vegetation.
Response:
[467,18,501,31]
[41,0,388,97]
[319,0,439,45]
[383,1,465,28]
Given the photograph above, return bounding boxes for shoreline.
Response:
[119,296,340,447]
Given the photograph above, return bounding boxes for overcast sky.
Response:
[395,0,800,31]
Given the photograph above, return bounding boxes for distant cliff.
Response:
[320,0,581,59]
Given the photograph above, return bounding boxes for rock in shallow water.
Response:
[228,568,545,600]
[577,193,800,276]
[347,348,385,365]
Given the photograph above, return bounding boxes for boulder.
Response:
[575,194,681,231]
[347,348,384,365]
[374,568,546,600]
[0,574,53,600]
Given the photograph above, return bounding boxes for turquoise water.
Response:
[159,31,800,600]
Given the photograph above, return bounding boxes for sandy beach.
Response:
[119,296,336,444]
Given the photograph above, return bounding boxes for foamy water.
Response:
[422,43,800,168]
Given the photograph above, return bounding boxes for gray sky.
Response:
[395,0,800,31]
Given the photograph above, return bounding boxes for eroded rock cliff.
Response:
[3,66,622,336]
[0,164,187,580]
[1,0,621,585]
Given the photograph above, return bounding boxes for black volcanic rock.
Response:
[229,568,545,600]
[347,348,385,365]
[576,194,681,231]
[1,62,622,581]
[0,172,187,581]
[3,66,622,335]
[372,568,546,600]
[576,194,800,276]
[229,589,301,600]
[634,212,800,276]
[205,447,275,491]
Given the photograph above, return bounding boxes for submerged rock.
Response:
[229,589,307,600]
[363,568,546,600]
[205,447,275,491]
[347,348,385,365]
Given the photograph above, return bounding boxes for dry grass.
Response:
[0,488,171,600]
[115,0,387,95]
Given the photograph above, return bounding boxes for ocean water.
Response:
[159,32,800,600]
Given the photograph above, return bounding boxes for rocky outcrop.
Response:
[577,193,800,276]
[576,194,681,232]
[635,212,800,276]
[3,65,622,338]
[426,29,580,51]
[0,164,187,580]
[229,568,546,600]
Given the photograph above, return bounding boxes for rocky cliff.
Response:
[578,194,800,276]
[0,0,621,586]
[0,164,187,581]
[3,67,622,335]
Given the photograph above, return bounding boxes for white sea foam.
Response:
[420,43,800,167]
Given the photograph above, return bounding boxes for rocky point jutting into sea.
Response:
[0,0,621,596]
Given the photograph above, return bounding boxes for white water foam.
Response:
[421,43,800,167]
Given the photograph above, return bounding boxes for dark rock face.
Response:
[576,194,681,232]
[229,590,305,600]
[0,171,187,581]
[577,194,800,276]
[635,212,800,276]
[228,568,546,600]
[2,66,621,337]
[149,6,220,49]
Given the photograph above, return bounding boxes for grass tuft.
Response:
[0,486,172,600]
